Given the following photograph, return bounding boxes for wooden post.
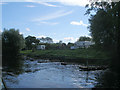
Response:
[2,78,7,90]
[86,54,89,69]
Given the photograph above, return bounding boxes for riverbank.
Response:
[20,48,110,65]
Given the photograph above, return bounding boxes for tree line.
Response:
[85,1,120,87]
[2,28,92,57]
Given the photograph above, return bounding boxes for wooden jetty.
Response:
[79,65,108,71]
[61,62,67,65]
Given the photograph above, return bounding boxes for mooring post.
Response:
[2,78,7,90]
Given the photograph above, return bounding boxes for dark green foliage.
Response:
[86,1,120,67]
[2,28,25,56]
[25,35,40,50]
[2,57,24,75]
[96,70,120,88]
[67,42,74,48]
[89,9,118,51]
[42,43,67,50]
[45,37,53,42]
[39,37,53,43]
[2,28,25,66]
[78,36,92,41]
[85,1,120,87]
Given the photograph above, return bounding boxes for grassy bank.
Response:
[20,48,110,65]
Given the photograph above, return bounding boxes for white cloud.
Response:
[0,29,2,32]
[53,39,59,43]
[37,22,58,25]
[25,0,60,7]
[33,10,73,21]
[34,1,59,7]
[64,37,74,41]
[53,33,56,35]
[20,32,24,34]
[70,20,88,27]
[26,28,31,31]
[0,30,2,34]
[3,0,116,7]
[24,0,90,7]
[25,5,36,7]
[37,35,47,38]
[64,37,79,43]
[54,0,90,7]
[0,2,7,5]
[0,0,89,8]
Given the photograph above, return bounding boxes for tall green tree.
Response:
[2,28,25,66]
[25,35,40,50]
[85,1,120,87]
[86,1,119,51]
[86,1,120,65]
[2,28,25,56]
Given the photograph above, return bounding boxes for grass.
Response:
[20,48,110,65]
[20,50,32,54]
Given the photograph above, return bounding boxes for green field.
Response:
[20,48,110,65]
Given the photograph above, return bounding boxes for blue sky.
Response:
[1,0,91,43]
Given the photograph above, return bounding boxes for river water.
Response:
[3,59,103,88]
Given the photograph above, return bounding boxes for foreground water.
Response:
[3,59,103,88]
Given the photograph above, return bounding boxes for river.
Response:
[2,59,103,88]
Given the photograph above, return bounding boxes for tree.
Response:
[67,42,74,48]
[59,40,62,44]
[86,1,120,58]
[85,1,120,54]
[2,28,25,66]
[78,36,92,41]
[86,1,119,50]
[25,36,40,50]
[39,37,53,43]
[45,37,53,43]
[85,1,120,87]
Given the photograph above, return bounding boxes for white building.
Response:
[37,45,45,50]
[70,41,95,49]
[70,46,79,50]
[75,41,95,48]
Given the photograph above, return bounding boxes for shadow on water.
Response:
[95,54,120,88]
[95,69,120,88]
[86,71,89,83]
[2,56,24,75]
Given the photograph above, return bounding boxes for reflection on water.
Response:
[3,59,103,88]
[3,56,24,75]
